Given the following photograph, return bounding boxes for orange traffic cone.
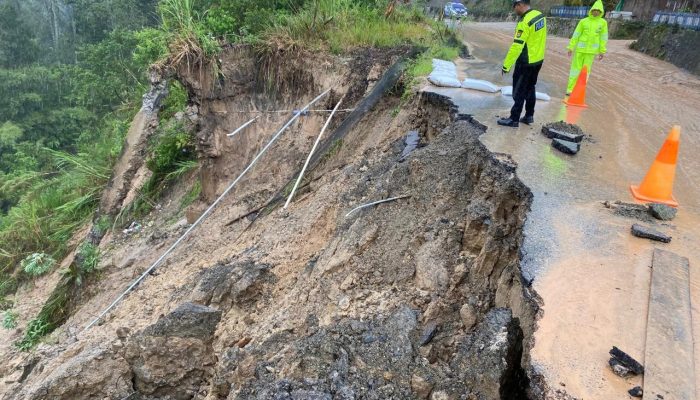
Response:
[630,126,681,207]
[564,65,589,108]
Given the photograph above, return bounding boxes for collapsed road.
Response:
[427,21,700,400]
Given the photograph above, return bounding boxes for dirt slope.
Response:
[1,48,540,400]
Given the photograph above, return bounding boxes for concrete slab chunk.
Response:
[551,139,580,155]
[644,249,696,400]
[543,127,584,143]
[631,224,671,243]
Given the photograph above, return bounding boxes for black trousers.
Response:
[510,63,542,120]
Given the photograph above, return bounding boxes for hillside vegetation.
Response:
[0,0,459,349]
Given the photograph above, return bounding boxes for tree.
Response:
[0,3,41,68]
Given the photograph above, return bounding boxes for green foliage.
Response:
[159,0,221,69]
[17,277,71,351]
[21,253,57,277]
[77,243,100,275]
[402,43,461,103]
[2,310,18,329]
[266,0,434,52]
[147,123,196,178]
[134,28,170,68]
[181,180,202,209]
[0,3,40,68]
[160,81,189,121]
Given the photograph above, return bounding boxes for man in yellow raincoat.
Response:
[566,0,608,95]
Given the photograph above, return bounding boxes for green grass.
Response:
[266,1,435,53]
[401,43,461,104]
[2,309,18,329]
[180,180,201,210]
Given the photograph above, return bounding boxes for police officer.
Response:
[498,0,547,127]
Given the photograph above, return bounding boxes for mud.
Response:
[0,45,540,399]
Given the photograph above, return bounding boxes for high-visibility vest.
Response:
[502,9,547,72]
[567,0,609,55]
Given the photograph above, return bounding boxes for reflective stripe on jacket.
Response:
[502,9,547,72]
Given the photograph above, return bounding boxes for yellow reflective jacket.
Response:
[567,0,608,54]
[502,9,547,72]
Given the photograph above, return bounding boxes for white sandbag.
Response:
[428,71,462,88]
[461,78,500,93]
[500,86,551,101]
[536,92,551,101]
[432,59,457,75]
[432,59,456,69]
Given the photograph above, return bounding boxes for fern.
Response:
[21,253,56,277]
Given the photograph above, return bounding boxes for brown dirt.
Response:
[0,47,540,400]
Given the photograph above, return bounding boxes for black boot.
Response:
[519,116,534,125]
[497,117,519,127]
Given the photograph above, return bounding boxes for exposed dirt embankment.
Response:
[2,47,540,400]
[631,25,700,76]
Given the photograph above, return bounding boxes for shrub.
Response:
[21,253,56,277]
[2,309,18,329]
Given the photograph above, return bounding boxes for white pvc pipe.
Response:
[284,97,345,209]
[227,116,259,138]
[345,195,410,218]
[82,88,332,333]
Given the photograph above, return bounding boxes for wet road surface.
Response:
[428,22,700,399]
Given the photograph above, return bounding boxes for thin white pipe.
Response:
[82,88,332,333]
[227,116,259,138]
[284,97,345,209]
[345,195,410,218]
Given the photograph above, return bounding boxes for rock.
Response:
[25,347,132,400]
[431,390,450,400]
[609,358,632,377]
[609,346,644,375]
[551,138,580,155]
[450,308,525,399]
[189,260,272,308]
[648,203,677,221]
[628,386,643,397]
[338,296,350,310]
[419,322,438,346]
[125,303,222,399]
[116,327,131,340]
[459,304,478,330]
[631,224,672,243]
[411,374,434,399]
[542,127,584,143]
[142,302,221,339]
[414,240,449,293]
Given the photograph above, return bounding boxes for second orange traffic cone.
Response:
[630,126,681,207]
[564,65,589,108]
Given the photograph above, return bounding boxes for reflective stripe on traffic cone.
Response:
[630,126,681,207]
[564,65,589,108]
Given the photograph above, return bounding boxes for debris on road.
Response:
[542,121,585,137]
[552,138,581,155]
[648,203,677,221]
[542,126,584,143]
[608,346,644,377]
[603,200,655,222]
[631,223,672,243]
[628,386,643,398]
